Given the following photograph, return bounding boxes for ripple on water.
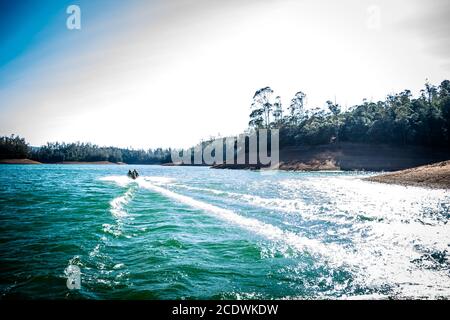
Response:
[1,167,449,299]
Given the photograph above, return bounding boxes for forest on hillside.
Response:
[1,80,449,163]
[249,80,450,148]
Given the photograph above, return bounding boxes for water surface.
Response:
[0,165,449,299]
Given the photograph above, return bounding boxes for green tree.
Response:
[249,87,274,128]
[272,95,283,126]
[288,91,306,125]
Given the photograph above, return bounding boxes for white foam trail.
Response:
[89,244,101,257]
[278,176,450,298]
[110,188,133,218]
[100,175,176,187]
[278,177,450,225]
[177,185,307,212]
[179,185,228,196]
[100,175,132,187]
[100,175,137,218]
[102,223,122,236]
[137,178,349,266]
[143,176,176,184]
[176,185,324,221]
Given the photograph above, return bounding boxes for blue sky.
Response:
[1,0,449,148]
[1,1,88,71]
[0,0,129,85]
[0,0,66,68]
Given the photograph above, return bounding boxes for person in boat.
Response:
[127,169,139,179]
[128,170,136,179]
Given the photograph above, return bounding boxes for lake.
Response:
[0,165,449,299]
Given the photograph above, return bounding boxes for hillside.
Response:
[213,143,450,171]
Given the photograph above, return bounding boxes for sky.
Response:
[0,0,449,149]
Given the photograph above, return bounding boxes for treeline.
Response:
[249,80,450,147]
[31,142,171,164]
[0,135,29,159]
[2,80,449,164]
[0,137,172,164]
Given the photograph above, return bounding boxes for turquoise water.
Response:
[0,165,449,299]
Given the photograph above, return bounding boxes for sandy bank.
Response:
[56,161,123,165]
[365,160,450,189]
[0,159,42,164]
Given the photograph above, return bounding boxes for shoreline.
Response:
[55,161,125,165]
[0,159,42,164]
[210,143,450,172]
[365,160,450,189]
[0,159,127,165]
[211,160,340,171]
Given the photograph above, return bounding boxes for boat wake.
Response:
[98,174,450,298]
[110,188,133,218]
[99,175,132,187]
[136,177,350,267]
[175,184,328,222]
